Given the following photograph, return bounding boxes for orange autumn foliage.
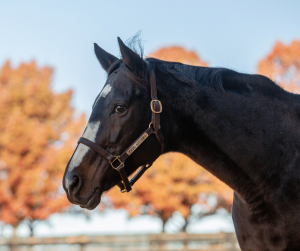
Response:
[108,153,232,222]
[107,46,232,231]
[148,46,207,67]
[257,41,300,93]
[0,61,86,228]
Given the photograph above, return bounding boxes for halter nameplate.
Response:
[126,132,149,155]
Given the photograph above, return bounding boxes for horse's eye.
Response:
[115,105,126,113]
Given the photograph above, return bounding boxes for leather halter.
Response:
[77,64,164,193]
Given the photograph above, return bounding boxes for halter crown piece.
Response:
[77,63,164,193]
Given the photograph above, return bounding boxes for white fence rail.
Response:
[0,232,241,251]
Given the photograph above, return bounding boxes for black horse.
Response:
[63,37,300,251]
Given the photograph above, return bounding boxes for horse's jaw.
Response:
[78,187,103,210]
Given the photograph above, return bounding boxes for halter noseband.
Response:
[77,64,164,193]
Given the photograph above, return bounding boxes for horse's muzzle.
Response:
[64,172,102,210]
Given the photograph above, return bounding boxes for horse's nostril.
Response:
[69,175,82,196]
[72,176,79,185]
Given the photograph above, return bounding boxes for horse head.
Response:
[63,38,163,209]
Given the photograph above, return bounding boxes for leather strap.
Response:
[78,137,114,162]
[77,63,163,193]
[117,166,132,192]
[117,164,152,192]
[149,65,164,153]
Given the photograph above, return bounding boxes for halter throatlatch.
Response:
[77,64,164,193]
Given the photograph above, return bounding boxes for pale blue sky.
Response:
[1,0,300,115]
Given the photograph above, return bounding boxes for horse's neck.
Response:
[157,69,290,206]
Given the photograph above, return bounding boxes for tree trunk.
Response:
[159,216,169,250]
[10,226,17,251]
[161,216,168,233]
[181,219,189,249]
[181,206,191,232]
[12,226,17,238]
[182,219,188,232]
[27,220,36,251]
[28,221,34,237]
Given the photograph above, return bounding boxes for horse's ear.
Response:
[117,37,146,76]
[94,43,118,72]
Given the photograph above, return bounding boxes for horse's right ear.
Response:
[118,37,147,77]
[94,43,118,72]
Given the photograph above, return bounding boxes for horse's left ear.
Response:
[118,37,147,76]
[94,43,119,73]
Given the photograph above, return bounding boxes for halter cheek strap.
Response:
[77,64,164,193]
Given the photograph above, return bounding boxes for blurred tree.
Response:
[0,61,86,236]
[108,153,232,232]
[148,46,208,66]
[106,46,232,232]
[257,41,300,93]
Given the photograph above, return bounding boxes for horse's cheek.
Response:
[109,126,121,144]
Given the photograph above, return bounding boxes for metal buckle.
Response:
[150,100,162,113]
[110,156,124,170]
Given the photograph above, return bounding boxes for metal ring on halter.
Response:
[120,188,128,193]
[149,122,160,130]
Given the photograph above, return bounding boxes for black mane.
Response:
[115,33,288,100]
[113,33,238,93]
[147,57,226,91]
[145,58,291,100]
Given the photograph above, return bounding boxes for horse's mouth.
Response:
[79,187,102,210]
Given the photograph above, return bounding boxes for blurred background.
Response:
[0,0,300,250]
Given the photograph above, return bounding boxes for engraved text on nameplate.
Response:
[126,133,149,155]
